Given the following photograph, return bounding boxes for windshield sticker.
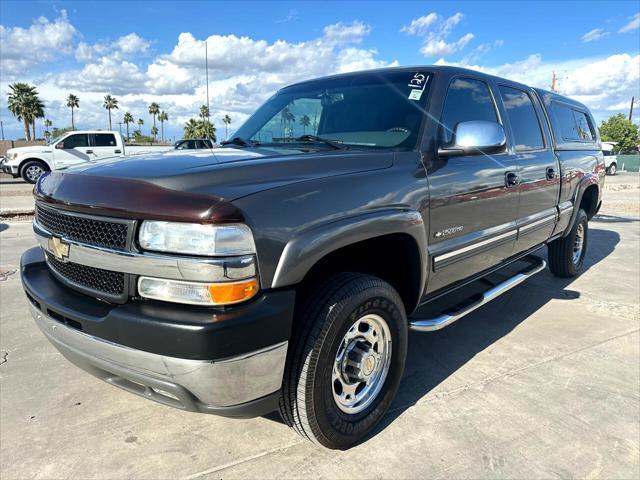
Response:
[408,73,428,100]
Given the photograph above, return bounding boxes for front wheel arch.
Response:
[19,159,50,183]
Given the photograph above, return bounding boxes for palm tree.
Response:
[103,94,119,130]
[183,118,200,139]
[148,102,160,133]
[198,119,216,141]
[26,95,45,140]
[123,112,134,140]
[281,107,295,138]
[66,94,79,130]
[158,111,168,142]
[43,118,53,140]
[7,82,38,140]
[150,126,158,144]
[199,104,209,120]
[222,114,232,140]
[300,115,311,134]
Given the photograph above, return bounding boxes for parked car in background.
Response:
[1,131,172,183]
[21,66,604,449]
[602,141,618,175]
[173,138,214,150]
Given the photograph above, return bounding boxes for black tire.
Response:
[548,208,588,277]
[20,160,48,184]
[607,163,617,175]
[279,273,408,450]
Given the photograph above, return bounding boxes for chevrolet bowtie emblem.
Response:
[48,236,70,261]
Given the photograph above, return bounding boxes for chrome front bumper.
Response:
[29,302,288,415]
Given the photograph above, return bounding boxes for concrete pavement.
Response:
[0,175,638,479]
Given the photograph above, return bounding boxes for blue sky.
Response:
[1,1,639,141]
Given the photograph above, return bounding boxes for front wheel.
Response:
[279,273,408,449]
[548,208,588,277]
[20,160,49,184]
[607,163,617,175]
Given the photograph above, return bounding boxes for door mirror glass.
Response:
[55,142,64,149]
[439,120,506,157]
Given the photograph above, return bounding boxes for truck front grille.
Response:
[46,252,126,299]
[36,204,130,250]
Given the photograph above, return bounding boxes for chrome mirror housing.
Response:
[439,120,507,157]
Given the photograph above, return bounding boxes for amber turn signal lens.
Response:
[208,278,259,305]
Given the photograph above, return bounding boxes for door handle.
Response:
[85,149,94,154]
[505,171,519,187]
[546,167,556,180]
[114,149,122,154]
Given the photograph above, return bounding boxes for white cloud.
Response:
[323,21,371,45]
[581,28,609,42]
[0,10,77,77]
[401,12,474,58]
[400,12,439,36]
[618,12,640,33]
[421,32,474,56]
[75,33,151,62]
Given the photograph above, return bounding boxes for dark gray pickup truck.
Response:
[21,66,604,449]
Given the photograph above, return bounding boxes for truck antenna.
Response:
[629,96,635,123]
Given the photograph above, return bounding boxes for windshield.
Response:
[233,70,431,150]
[49,134,67,145]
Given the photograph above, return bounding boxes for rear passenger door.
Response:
[91,133,121,160]
[426,76,519,294]
[496,85,560,252]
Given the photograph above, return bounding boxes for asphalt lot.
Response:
[0,173,638,479]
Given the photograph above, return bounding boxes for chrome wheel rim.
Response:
[332,313,392,414]
[610,164,616,175]
[573,223,585,264]
[26,165,43,181]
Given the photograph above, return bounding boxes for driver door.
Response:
[53,133,91,168]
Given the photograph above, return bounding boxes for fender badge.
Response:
[48,236,70,261]
[435,226,464,238]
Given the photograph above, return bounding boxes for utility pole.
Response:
[0,120,4,141]
[205,40,210,117]
[550,71,558,92]
[117,121,123,135]
[629,96,635,123]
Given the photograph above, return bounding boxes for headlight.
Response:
[138,277,259,306]
[139,221,256,256]
[11,153,18,160]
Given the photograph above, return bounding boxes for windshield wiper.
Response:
[221,136,260,147]
[293,135,349,150]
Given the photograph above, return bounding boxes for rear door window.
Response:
[441,78,498,144]
[553,102,595,142]
[498,86,545,151]
[93,133,117,147]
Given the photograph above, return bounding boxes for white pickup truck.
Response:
[1,130,172,183]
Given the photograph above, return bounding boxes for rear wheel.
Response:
[20,160,48,184]
[607,162,617,175]
[279,273,408,449]
[548,208,588,277]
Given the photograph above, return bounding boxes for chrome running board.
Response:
[409,256,546,332]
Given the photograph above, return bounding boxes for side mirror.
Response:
[55,142,64,149]
[438,120,506,157]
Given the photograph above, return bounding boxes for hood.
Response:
[8,145,52,155]
[35,147,393,223]
[61,146,393,199]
